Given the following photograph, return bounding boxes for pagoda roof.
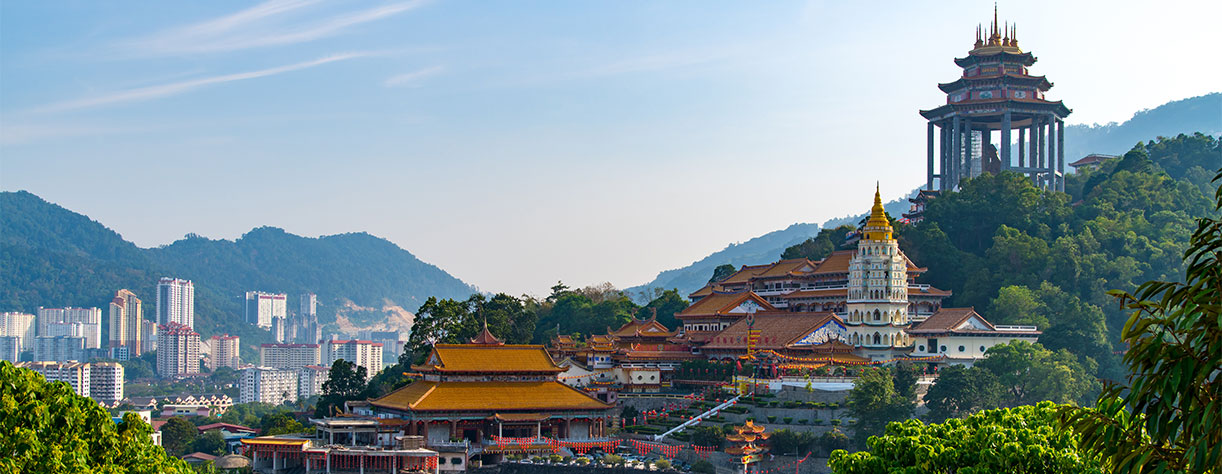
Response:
[676,291,776,320]
[469,323,504,345]
[811,250,855,274]
[608,318,674,338]
[1069,154,1116,168]
[920,98,1072,121]
[412,344,563,373]
[370,380,612,412]
[909,307,1040,336]
[700,312,860,355]
[955,50,1035,67]
[756,259,819,279]
[717,264,772,285]
[938,73,1052,93]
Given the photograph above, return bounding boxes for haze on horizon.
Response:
[2,0,1219,297]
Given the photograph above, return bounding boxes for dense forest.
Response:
[0,194,476,356]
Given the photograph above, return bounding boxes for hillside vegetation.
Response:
[0,193,476,352]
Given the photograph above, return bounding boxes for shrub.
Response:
[813,419,825,425]
[576,457,591,465]
[655,459,671,470]
[831,419,842,426]
[826,402,839,410]
[798,419,809,424]
[692,460,715,474]
[767,415,777,423]
[783,417,794,424]
[549,454,564,463]
[602,455,625,466]
[814,402,826,409]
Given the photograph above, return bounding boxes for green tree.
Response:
[890,362,920,401]
[782,224,857,261]
[691,460,715,474]
[845,368,913,448]
[189,429,226,456]
[635,288,689,329]
[829,402,1104,473]
[923,365,1003,422]
[689,426,725,448]
[769,429,816,455]
[974,340,1100,406]
[987,285,1047,327]
[0,361,193,473]
[161,416,198,456]
[708,264,737,283]
[1060,170,1222,473]
[259,412,308,436]
[314,359,367,418]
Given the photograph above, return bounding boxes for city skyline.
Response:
[2,1,1219,296]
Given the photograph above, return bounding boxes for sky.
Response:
[2,1,1220,297]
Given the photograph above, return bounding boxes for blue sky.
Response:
[2,0,1219,296]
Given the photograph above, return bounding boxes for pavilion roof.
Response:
[676,291,775,319]
[413,344,563,373]
[608,318,674,338]
[700,312,847,351]
[370,380,612,412]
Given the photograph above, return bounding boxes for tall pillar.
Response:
[963,117,975,179]
[939,122,949,191]
[1057,118,1066,192]
[1028,118,1037,182]
[950,116,961,190]
[1018,127,1026,167]
[1047,114,1057,190]
[926,122,935,190]
[1001,111,1011,170]
[450,420,458,440]
[1038,116,1047,188]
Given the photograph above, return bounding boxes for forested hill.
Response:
[0,191,476,346]
[1062,93,1221,160]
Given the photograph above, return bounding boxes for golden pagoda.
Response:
[724,419,769,468]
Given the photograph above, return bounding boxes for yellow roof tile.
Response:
[371,381,612,412]
[414,345,562,373]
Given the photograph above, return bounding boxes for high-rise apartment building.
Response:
[298,365,329,399]
[157,278,195,328]
[157,322,200,378]
[363,330,405,365]
[259,343,321,370]
[0,336,20,363]
[240,367,299,405]
[141,319,158,353]
[324,340,383,380]
[90,362,124,404]
[290,294,320,344]
[244,291,286,329]
[37,307,102,349]
[18,361,91,398]
[207,335,241,370]
[0,312,36,353]
[108,289,144,355]
[34,336,86,362]
[270,316,286,343]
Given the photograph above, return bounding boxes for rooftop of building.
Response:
[413,344,563,373]
[326,340,383,346]
[259,343,319,348]
[909,307,1041,335]
[370,380,612,412]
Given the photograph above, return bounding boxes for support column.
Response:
[1047,114,1057,190]
[1038,116,1047,188]
[926,122,935,190]
[950,116,961,190]
[1028,118,1037,182]
[1057,118,1066,192]
[450,420,458,440]
[1001,111,1011,170]
[939,122,949,191]
[963,117,975,179]
[565,418,572,439]
[1018,126,1026,167]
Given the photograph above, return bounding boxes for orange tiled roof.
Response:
[757,259,817,279]
[812,251,855,274]
[676,292,775,319]
[609,319,674,338]
[911,286,952,297]
[700,312,845,351]
[909,307,995,333]
[717,265,771,285]
[688,286,716,299]
[413,345,562,373]
[371,381,612,412]
[782,288,848,299]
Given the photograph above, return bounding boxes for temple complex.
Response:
[921,6,1071,192]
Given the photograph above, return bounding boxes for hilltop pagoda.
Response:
[921,6,1071,192]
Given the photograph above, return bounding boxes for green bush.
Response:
[602,455,625,466]
[783,417,794,424]
[767,415,777,423]
[814,418,825,425]
[692,460,715,474]
[814,402,826,409]
[798,419,809,424]
[831,419,842,426]
[654,459,672,470]
[722,406,748,414]
[826,402,839,410]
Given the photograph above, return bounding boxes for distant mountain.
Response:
[0,191,476,348]
[628,93,1222,301]
[1061,93,1221,161]
[626,192,915,301]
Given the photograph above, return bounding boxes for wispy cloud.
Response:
[119,0,427,56]
[30,53,372,114]
[384,65,445,87]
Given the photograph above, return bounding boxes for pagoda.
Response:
[724,420,769,474]
[920,6,1071,192]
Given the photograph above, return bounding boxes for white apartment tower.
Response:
[259,343,321,370]
[207,335,241,370]
[324,340,383,380]
[19,361,91,398]
[156,322,201,378]
[844,186,914,360]
[0,312,36,353]
[37,307,102,349]
[298,365,329,399]
[245,292,286,329]
[108,289,144,355]
[157,278,195,328]
[240,367,299,405]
